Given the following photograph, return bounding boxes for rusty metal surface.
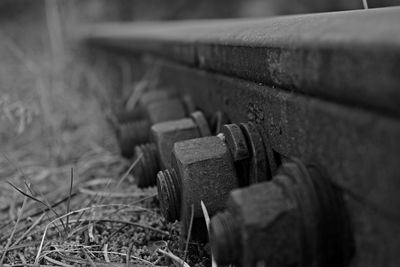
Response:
[81,9,400,264]
[151,117,202,170]
[143,60,400,267]
[210,159,353,267]
[80,7,400,117]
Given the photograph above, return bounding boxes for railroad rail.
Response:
[79,7,400,267]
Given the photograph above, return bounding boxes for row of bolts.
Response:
[110,89,353,267]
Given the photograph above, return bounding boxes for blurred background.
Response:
[1,0,399,166]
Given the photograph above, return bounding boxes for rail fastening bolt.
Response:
[210,158,354,267]
[134,111,211,188]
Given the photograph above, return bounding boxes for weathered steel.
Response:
[117,119,150,158]
[118,95,189,157]
[157,122,275,240]
[133,111,210,188]
[81,8,400,266]
[152,111,211,170]
[80,7,400,117]
[131,143,159,188]
[210,159,353,267]
[151,61,400,267]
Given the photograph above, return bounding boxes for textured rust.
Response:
[151,116,205,170]
[117,119,150,158]
[210,159,353,267]
[221,124,249,162]
[81,7,400,116]
[131,143,159,187]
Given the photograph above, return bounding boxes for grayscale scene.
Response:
[0,1,399,266]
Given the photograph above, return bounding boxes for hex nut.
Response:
[172,136,239,219]
[131,143,159,188]
[151,118,202,170]
[221,124,249,161]
[146,98,186,124]
[117,119,150,158]
[210,159,353,267]
[226,178,298,267]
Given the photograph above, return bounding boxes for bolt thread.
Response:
[133,143,160,188]
[117,119,150,158]
[156,168,181,222]
[210,211,241,265]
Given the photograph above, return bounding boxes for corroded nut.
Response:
[221,124,249,162]
[172,136,239,219]
[131,143,159,187]
[117,119,150,158]
[146,98,186,124]
[210,179,298,267]
[190,111,211,137]
[151,118,202,170]
[210,159,353,267]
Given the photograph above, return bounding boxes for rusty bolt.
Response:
[117,119,150,158]
[130,143,159,188]
[152,111,210,170]
[116,97,188,157]
[157,136,239,226]
[156,168,181,222]
[156,122,274,232]
[210,159,353,267]
[133,112,211,188]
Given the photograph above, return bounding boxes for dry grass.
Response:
[0,1,209,266]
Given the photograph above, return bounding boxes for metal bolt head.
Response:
[117,120,150,158]
[151,118,201,170]
[146,98,186,124]
[211,179,299,267]
[221,124,249,161]
[211,159,353,267]
[172,136,239,219]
